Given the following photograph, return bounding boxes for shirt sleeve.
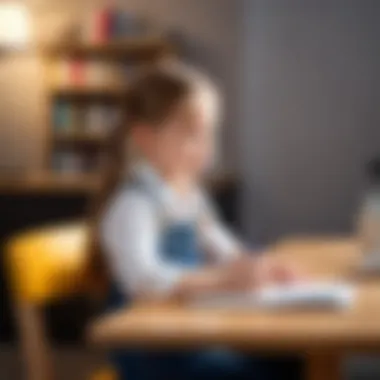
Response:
[198,191,243,263]
[101,189,186,298]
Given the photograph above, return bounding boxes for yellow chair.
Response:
[6,222,117,380]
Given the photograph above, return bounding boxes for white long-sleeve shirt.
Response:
[101,163,241,298]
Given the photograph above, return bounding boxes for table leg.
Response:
[305,351,342,380]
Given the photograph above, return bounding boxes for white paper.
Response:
[191,281,356,310]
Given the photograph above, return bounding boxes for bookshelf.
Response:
[0,15,236,195]
[0,171,100,194]
[43,38,173,60]
[40,36,174,192]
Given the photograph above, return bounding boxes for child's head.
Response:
[124,62,221,179]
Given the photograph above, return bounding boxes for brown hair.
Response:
[86,63,201,292]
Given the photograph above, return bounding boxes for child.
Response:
[93,62,301,380]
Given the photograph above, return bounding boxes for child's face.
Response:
[133,94,218,179]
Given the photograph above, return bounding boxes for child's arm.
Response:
[172,256,283,300]
[197,191,246,261]
[101,190,262,301]
[197,191,302,283]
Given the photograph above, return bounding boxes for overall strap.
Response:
[121,172,203,231]
[122,176,169,231]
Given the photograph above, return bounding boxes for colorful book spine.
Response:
[85,61,124,88]
[83,104,121,134]
[69,60,85,86]
[53,102,70,132]
[86,60,104,87]
[71,105,84,133]
[55,59,86,87]
[82,8,148,43]
[52,151,85,173]
[84,8,112,44]
[55,60,126,88]
[53,103,86,134]
[110,11,145,38]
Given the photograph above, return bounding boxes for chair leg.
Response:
[15,301,53,380]
[305,351,342,380]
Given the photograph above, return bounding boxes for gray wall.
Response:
[239,0,380,242]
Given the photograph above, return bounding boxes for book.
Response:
[81,8,148,43]
[110,11,147,38]
[69,59,85,86]
[85,105,105,134]
[52,150,85,174]
[53,103,84,134]
[86,60,124,88]
[84,104,121,135]
[192,282,356,310]
[71,104,84,133]
[53,101,70,132]
[53,59,125,88]
[82,7,112,44]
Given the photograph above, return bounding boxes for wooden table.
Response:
[89,237,380,380]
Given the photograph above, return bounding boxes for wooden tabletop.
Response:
[88,237,380,352]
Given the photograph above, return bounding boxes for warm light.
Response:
[0,2,30,50]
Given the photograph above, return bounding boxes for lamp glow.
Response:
[0,2,30,50]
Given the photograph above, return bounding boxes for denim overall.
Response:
[106,183,301,380]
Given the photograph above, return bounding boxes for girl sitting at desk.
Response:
[90,62,302,380]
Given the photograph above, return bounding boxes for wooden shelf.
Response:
[50,86,126,100]
[43,37,173,61]
[0,172,100,194]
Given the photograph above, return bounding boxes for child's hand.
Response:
[222,256,272,290]
[222,257,262,290]
[261,257,306,284]
[223,256,306,291]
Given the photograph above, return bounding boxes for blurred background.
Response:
[1,0,380,379]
